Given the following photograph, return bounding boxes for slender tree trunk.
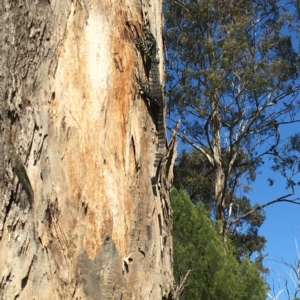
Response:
[0,1,175,299]
[212,96,226,234]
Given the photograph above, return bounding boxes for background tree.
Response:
[0,1,175,299]
[171,188,267,299]
[174,148,267,260]
[164,0,300,235]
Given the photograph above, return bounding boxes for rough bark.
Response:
[0,0,175,299]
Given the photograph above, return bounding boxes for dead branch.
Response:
[229,193,300,226]
[173,269,191,300]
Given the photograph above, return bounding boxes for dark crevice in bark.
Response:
[21,256,35,290]
[0,190,14,239]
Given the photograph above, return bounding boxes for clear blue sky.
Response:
[248,123,300,300]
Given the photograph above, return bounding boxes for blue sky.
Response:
[258,4,300,298]
[248,123,300,299]
[249,4,300,298]
[249,167,300,299]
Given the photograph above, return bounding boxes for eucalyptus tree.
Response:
[164,0,300,235]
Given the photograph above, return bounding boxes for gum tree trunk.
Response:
[0,0,176,299]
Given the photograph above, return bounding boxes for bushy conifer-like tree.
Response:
[172,189,267,299]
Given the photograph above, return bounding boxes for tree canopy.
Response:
[164,0,300,234]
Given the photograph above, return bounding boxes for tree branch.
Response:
[229,193,300,226]
[167,125,214,165]
[173,269,191,300]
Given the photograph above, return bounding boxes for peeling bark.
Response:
[0,0,175,299]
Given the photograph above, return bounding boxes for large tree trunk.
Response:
[0,1,175,299]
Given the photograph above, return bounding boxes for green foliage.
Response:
[173,149,215,209]
[228,195,266,259]
[164,0,300,228]
[174,148,260,206]
[272,133,300,190]
[174,148,267,260]
[172,189,267,299]
[165,0,300,109]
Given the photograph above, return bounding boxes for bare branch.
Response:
[173,269,191,300]
[167,125,214,165]
[172,0,190,13]
[168,119,181,141]
[229,194,300,226]
[267,289,284,300]
[267,251,300,299]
